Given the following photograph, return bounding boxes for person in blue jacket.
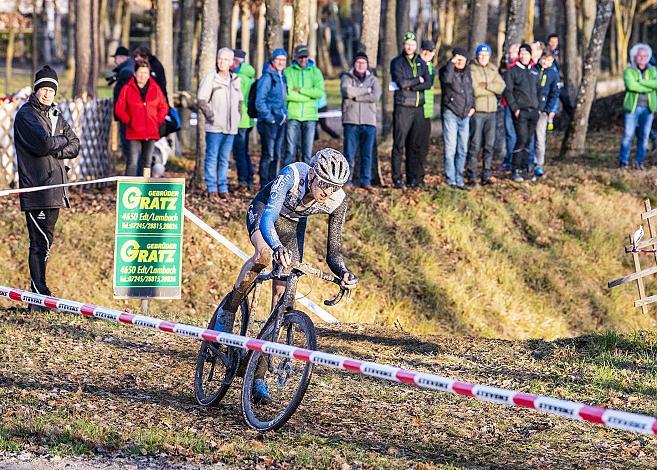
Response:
[256,48,288,187]
[530,51,559,178]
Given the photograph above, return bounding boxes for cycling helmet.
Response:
[310,148,350,185]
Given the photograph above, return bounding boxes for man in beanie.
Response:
[283,45,325,165]
[416,40,436,187]
[231,48,256,190]
[13,65,80,301]
[503,43,540,182]
[439,47,475,189]
[256,48,288,187]
[340,51,381,190]
[390,32,433,189]
[467,44,505,185]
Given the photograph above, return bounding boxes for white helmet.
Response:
[310,148,350,185]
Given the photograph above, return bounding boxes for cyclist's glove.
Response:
[340,271,359,290]
[272,246,293,268]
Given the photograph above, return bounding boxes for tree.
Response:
[177,0,196,149]
[255,1,266,76]
[66,0,75,72]
[561,0,614,158]
[240,0,250,54]
[194,0,219,188]
[360,0,381,68]
[381,0,397,141]
[5,0,19,96]
[502,0,526,56]
[293,0,310,47]
[73,0,100,98]
[396,0,410,50]
[308,0,318,58]
[468,0,489,56]
[564,0,581,99]
[155,0,174,104]
[219,0,233,47]
[265,0,283,54]
[612,0,637,75]
[107,0,126,66]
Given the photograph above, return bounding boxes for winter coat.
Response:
[284,59,325,121]
[469,60,506,113]
[235,63,256,128]
[340,68,381,127]
[439,62,475,118]
[423,61,436,118]
[503,62,540,114]
[197,71,243,135]
[14,94,80,211]
[390,53,432,108]
[115,77,169,140]
[535,64,560,114]
[623,66,657,113]
[256,63,287,125]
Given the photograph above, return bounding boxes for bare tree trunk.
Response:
[442,0,456,51]
[308,0,318,58]
[293,0,310,47]
[155,0,174,104]
[219,0,233,48]
[382,0,396,141]
[564,0,581,98]
[328,0,349,70]
[561,0,613,158]
[609,15,618,76]
[231,2,239,48]
[503,0,526,56]
[66,0,75,71]
[468,0,489,56]
[317,11,335,76]
[256,1,266,76]
[613,0,637,73]
[496,0,507,65]
[240,0,250,53]
[396,0,410,50]
[195,0,219,188]
[107,0,123,66]
[265,0,283,54]
[98,0,109,67]
[177,0,195,150]
[5,0,19,96]
[121,1,131,47]
[42,0,54,63]
[74,0,95,97]
[360,0,381,68]
[53,9,64,60]
[542,0,557,36]
[581,0,596,50]
[524,0,534,42]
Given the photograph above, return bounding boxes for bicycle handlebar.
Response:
[259,262,349,306]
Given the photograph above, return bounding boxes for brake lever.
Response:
[324,288,346,306]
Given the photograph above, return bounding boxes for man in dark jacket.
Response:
[390,31,432,188]
[503,44,540,182]
[110,46,134,167]
[14,65,80,299]
[439,47,475,189]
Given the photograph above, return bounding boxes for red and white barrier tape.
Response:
[1,285,656,435]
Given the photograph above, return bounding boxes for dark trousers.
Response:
[257,121,286,188]
[392,105,426,185]
[343,124,376,186]
[25,209,59,295]
[127,140,155,176]
[233,127,254,187]
[466,112,497,181]
[512,109,539,172]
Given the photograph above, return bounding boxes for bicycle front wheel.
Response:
[241,310,317,431]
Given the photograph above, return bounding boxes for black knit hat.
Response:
[452,47,467,58]
[34,65,58,93]
[519,43,532,55]
[353,51,368,64]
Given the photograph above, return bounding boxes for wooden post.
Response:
[630,233,649,315]
[644,199,657,266]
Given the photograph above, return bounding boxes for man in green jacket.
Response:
[418,40,436,187]
[467,44,506,184]
[283,45,325,165]
[619,43,657,169]
[231,49,255,189]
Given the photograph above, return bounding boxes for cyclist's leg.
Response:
[270,217,303,309]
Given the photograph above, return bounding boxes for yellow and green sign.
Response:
[113,179,185,299]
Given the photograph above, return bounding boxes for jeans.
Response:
[619,106,655,166]
[233,127,254,187]
[205,132,235,193]
[504,106,517,167]
[284,119,317,166]
[343,124,376,186]
[512,109,539,172]
[534,112,549,167]
[258,121,286,187]
[127,140,155,176]
[392,105,426,185]
[466,112,496,181]
[442,109,470,186]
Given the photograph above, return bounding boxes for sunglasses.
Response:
[314,177,342,194]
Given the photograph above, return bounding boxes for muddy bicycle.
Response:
[194,262,347,431]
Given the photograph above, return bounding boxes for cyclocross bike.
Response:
[194,262,347,431]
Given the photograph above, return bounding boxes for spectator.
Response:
[231,48,256,191]
[619,43,657,170]
[533,51,560,178]
[390,31,432,188]
[503,44,540,182]
[283,45,325,165]
[197,48,243,199]
[256,48,288,187]
[110,46,134,168]
[546,34,560,66]
[467,44,506,185]
[530,41,544,65]
[439,47,475,189]
[13,65,80,300]
[419,39,436,187]
[134,46,168,102]
[500,43,520,171]
[545,34,573,119]
[340,51,381,191]
[115,59,169,177]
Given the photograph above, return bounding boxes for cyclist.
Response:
[213,147,359,403]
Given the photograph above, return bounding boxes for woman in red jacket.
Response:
[115,59,169,177]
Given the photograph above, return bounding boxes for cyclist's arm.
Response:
[259,166,296,249]
[326,197,349,277]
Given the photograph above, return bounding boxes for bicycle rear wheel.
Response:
[241,310,317,431]
[194,298,249,406]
